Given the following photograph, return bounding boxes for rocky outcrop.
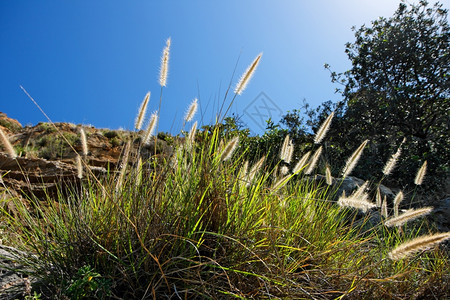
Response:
[0,245,37,300]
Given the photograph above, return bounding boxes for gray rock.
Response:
[429,197,450,232]
[0,246,36,299]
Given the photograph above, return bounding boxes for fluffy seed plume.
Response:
[414,161,427,186]
[341,140,369,178]
[272,174,291,192]
[234,53,262,95]
[186,121,198,149]
[135,157,143,187]
[247,156,266,185]
[221,136,239,161]
[381,196,388,218]
[304,147,322,175]
[384,207,433,227]
[382,143,402,176]
[184,98,198,123]
[116,141,131,191]
[388,232,450,261]
[280,165,289,176]
[314,111,334,144]
[159,38,171,87]
[393,190,404,217]
[76,155,83,179]
[0,128,17,158]
[239,160,249,182]
[142,112,158,145]
[337,192,376,213]
[80,128,88,156]
[325,165,332,185]
[376,187,382,207]
[280,135,290,161]
[353,181,369,201]
[135,92,150,130]
[292,151,311,174]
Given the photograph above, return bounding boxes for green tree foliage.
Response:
[321,1,449,190]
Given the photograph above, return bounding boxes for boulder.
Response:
[429,197,450,232]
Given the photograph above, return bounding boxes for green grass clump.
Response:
[1,43,448,299]
[2,126,448,299]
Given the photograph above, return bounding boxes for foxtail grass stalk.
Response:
[381,196,388,218]
[80,128,88,156]
[280,135,290,161]
[143,112,158,145]
[388,232,450,260]
[186,121,198,150]
[384,207,433,227]
[414,161,427,185]
[116,141,131,192]
[382,142,402,176]
[305,147,322,175]
[220,53,262,122]
[247,156,265,185]
[353,181,369,200]
[221,136,239,161]
[337,192,376,213]
[159,38,171,87]
[376,187,382,207]
[135,92,150,130]
[76,155,83,179]
[292,151,311,174]
[325,165,332,185]
[0,127,17,158]
[239,160,249,182]
[234,53,262,95]
[136,157,143,187]
[393,191,404,217]
[184,98,198,123]
[314,111,334,144]
[341,140,369,178]
[272,174,291,192]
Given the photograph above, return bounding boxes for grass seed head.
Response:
[186,121,198,149]
[221,136,239,161]
[76,155,83,179]
[0,127,17,159]
[305,146,322,175]
[247,156,265,185]
[388,232,450,261]
[337,193,376,213]
[280,165,289,176]
[234,53,262,95]
[80,127,88,156]
[184,98,198,123]
[314,111,334,144]
[135,92,150,130]
[293,151,311,174]
[414,160,427,185]
[376,187,382,207]
[382,143,402,176]
[384,207,433,227]
[325,165,333,185]
[393,190,404,217]
[381,196,388,218]
[159,38,171,87]
[341,139,369,178]
[143,112,158,145]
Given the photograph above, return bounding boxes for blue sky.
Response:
[1,0,440,135]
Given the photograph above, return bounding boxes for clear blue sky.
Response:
[1,0,440,135]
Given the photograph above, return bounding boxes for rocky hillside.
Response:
[0,112,172,203]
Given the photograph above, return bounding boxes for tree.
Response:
[324,1,449,190]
